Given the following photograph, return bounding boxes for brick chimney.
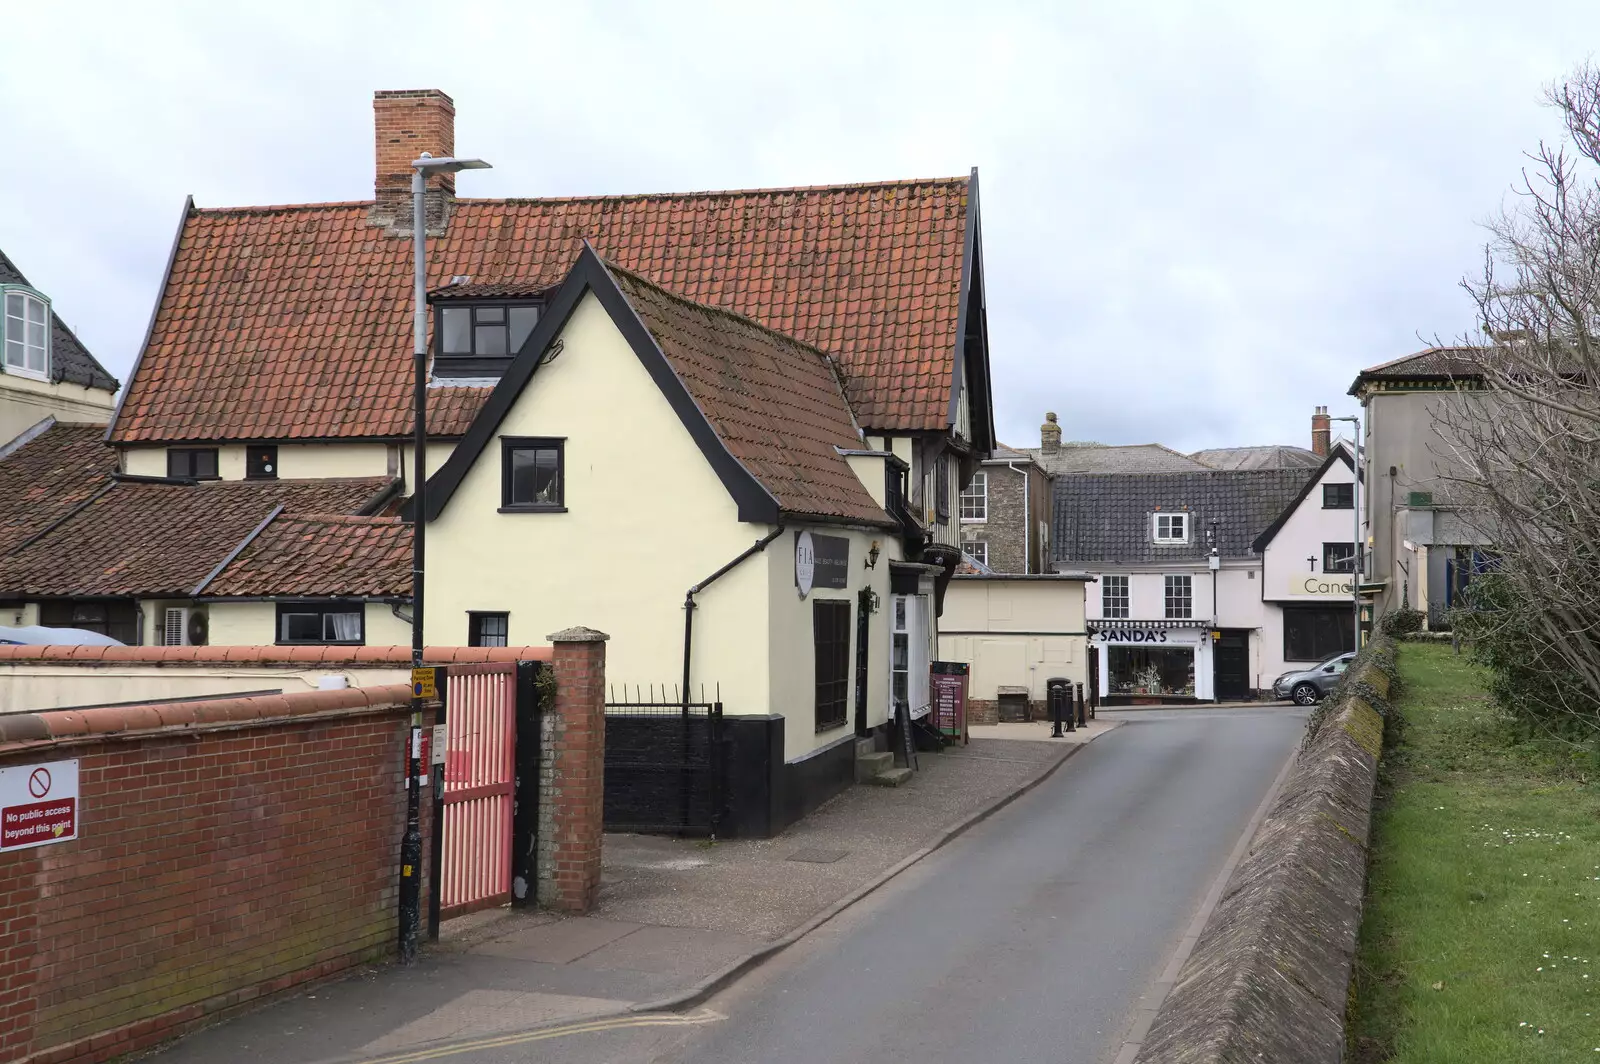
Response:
[1041,411,1061,455]
[373,89,456,230]
[1311,405,1330,457]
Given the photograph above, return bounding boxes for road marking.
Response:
[351,1009,724,1063]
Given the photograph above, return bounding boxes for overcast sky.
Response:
[3,1,1594,452]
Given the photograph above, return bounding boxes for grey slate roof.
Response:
[1026,442,1210,475]
[1052,468,1315,565]
[1191,445,1322,470]
[0,248,119,392]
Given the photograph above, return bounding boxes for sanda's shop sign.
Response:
[1,759,79,851]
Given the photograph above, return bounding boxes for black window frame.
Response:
[500,436,567,513]
[274,600,366,646]
[38,598,139,646]
[1164,574,1193,619]
[1323,483,1354,509]
[433,300,543,378]
[1322,542,1357,573]
[813,599,852,733]
[1282,605,1356,662]
[167,447,220,480]
[245,444,279,480]
[468,611,510,648]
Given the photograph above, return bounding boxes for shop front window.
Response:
[1108,645,1195,697]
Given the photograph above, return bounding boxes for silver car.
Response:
[1272,652,1355,705]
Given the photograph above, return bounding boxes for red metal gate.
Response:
[441,663,516,917]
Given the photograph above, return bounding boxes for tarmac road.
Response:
[423,705,1308,1064]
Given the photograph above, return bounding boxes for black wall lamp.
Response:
[865,539,881,570]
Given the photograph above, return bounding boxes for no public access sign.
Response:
[1,759,79,851]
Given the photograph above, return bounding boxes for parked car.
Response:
[1272,652,1356,705]
[0,625,125,647]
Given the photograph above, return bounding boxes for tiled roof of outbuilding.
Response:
[0,476,396,597]
[203,514,411,598]
[0,249,120,392]
[111,177,975,444]
[1052,469,1314,565]
[0,423,118,558]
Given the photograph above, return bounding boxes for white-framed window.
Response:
[1164,575,1193,619]
[2,288,49,380]
[1153,512,1189,544]
[963,540,988,567]
[959,471,988,522]
[1102,574,1129,618]
[890,593,932,717]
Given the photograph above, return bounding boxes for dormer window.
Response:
[438,304,540,358]
[1153,512,1189,544]
[2,287,49,380]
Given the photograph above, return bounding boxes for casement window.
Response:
[167,447,220,480]
[813,599,851,733]
[959,471,987,522]
[1283,605,1355,661]
[468,612,509,648]
[1164,575,1193,619]
[39,599,138,645]
[1102,574,1130,619]
[246,445,278,480]
[501,437,565,511]
[963,540,988,567]
[2,288,49,380]
[438,303,541,358]
[1323,542,1358,573]
[1153,512,1188,544]
[276,601,364,645]
[1323,483,1354,509]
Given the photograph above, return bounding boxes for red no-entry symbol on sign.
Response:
[27,768,50,798]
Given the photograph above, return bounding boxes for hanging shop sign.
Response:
[795,531,850,597]
[1,759,78,851]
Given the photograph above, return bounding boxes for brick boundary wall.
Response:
[537,629,608,913]
[1132,636,1394,1064]
[0,646,553,666]
[0,684,432,1064]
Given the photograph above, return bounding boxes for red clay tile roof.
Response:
[0,423,118,558]
[0,476,396,597]
[606,262,890,526]
[111,178,972,443]
[203,513,411,598]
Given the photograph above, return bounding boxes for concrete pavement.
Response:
[443,705,1310,1064]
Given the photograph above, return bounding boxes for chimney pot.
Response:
[1041,411,1061,455]
[373,89,456,229]
[1311,406,1331,457]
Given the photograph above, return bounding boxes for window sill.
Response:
[498,505,568,514]
[814,721,849,735]
[959,517,987,524]
[2,366,50,384]
[275,641,366,647]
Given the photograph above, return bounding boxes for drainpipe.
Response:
[682,524,787,718]
[1005,460,1029,574]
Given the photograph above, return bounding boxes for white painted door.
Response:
[892,594,932,718]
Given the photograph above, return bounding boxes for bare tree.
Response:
[1435,63,1600,740]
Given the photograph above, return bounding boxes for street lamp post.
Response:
[401,152,490,965]
[1330,414,1362,654]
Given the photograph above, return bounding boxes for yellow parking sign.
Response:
[411,667,437,700]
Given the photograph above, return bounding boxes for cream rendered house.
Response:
[422,249,938,819]
[0,248,119,444]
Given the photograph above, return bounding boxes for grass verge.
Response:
[1349,642,1600,1062]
